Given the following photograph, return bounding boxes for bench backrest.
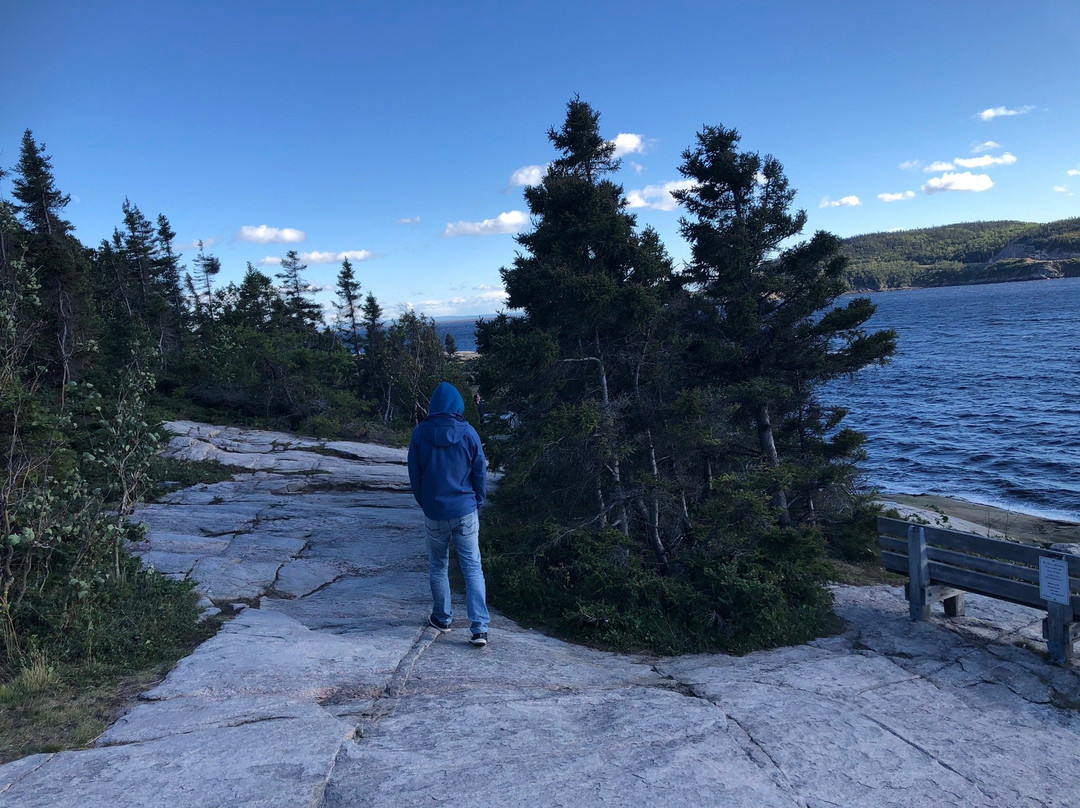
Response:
[878,516,1080,618]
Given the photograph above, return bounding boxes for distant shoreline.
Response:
[879,492,1080,546]
[846,268,1080,296]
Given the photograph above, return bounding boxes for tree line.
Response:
[0,129,465,675]
[843,217,1080,290]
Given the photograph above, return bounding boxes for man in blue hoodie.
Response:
[407,381,490,646]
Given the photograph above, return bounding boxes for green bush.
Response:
[483,520,836,656]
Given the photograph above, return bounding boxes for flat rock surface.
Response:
[3,421,1078,807]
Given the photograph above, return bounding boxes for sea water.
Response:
[436,279,1080,521]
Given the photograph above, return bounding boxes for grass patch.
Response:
[145,456,249,501]
[828,559,906,587]
[0,617,223,764]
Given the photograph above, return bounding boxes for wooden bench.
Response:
[878,516,1080,663]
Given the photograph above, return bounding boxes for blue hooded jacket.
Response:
[407,382,487,520]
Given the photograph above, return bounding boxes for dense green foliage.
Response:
[0,129,465,679]
[843,217,1080,290]
[477,100,895,654]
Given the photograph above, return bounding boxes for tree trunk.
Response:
[593,332,628,536]
[755,402,791,526]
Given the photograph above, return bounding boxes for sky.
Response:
[3,0,1078,319]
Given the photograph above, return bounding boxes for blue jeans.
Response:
[424,510,490,634]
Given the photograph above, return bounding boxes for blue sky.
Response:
[4,0,1078,319]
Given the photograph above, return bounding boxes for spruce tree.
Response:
[333,258,363,358]
[480,96,678,555]
[9,130,94,387]
[11,130,71,238]
[276,250,322,332]
[674,124,897,526]
[190,241,222,324]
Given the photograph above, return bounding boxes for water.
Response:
[436,279,1080,522]
[825,278,1080,522]
[434,317,484,352]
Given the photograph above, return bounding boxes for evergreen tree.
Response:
[360,292,389,419]
[276,250,322,332]
[190,241,221,324]
[11,130,71,238]
[333,258,363,359]
[9,130,95,388]
[481,96,677,552]
[223,263,281,330]
[674,124,897,525]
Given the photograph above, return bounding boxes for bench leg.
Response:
[944,592,966,617]
[1045,602,1075,664]
[908,526,930,621]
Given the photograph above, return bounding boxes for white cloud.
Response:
[1053,185,1068,193]
[624,179,697,211]
[177,237,217,251]
[239,225,307,243]
[508,164,547,187]
[402,288,509,317]
[629,161,645,175]
[953,152,1017,169]
[302,250,374,264]
[924,161,955,173]
[877,191,915,203]
[922,172,994,194]
[976,105,1034,121]
[611,133,647,158]
[257,250,374,267]
[396,216,420,225]
[1068,169,1080,177]
[899,159,921,171]
[819,195,862,208]
[972,140,1002,153]
[443,210,529,237]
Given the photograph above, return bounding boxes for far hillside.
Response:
[842,217,1080,290]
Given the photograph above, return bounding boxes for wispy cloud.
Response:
[625,179,696,211]
[971,141,1002,153]
[176,237,217,251]
[953,152,1017,169]
[396,216,421,225]
[629,161,645,174]
[444,210,529,237]
[1053,185,1068,193]
[507,164,547,188]
[1068,169,1080,177]
[258,250,375,267]
[239,225,307,243]
[976,105,1034,121]
[819,195,862,208]
[877,191,915,203]
[922,172,993,194]
[402,288,509,317]
[924,161,955,173]
[899,159,921,171]
[611,133,648,158]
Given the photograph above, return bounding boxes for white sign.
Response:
[1039,556,1071,606]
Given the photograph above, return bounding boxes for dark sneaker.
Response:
[429,616,451,632]
[470,632,488,646]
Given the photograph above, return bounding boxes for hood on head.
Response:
[428,382,465,416]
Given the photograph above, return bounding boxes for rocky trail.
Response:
[2,422,1078,807]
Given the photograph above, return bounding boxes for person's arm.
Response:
[469,432,487,510]
[407,432,424,508]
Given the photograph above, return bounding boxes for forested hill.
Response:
[841,217,1080,291]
